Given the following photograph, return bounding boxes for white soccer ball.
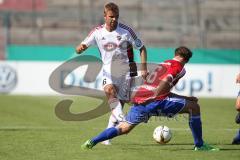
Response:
[153,125,172,144]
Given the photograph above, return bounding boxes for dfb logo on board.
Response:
[0,64,17,93]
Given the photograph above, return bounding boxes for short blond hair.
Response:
[104,2,119,15]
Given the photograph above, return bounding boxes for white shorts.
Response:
[102,70,143,101]
[102,69,131,101]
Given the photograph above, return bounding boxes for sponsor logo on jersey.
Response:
[0,64,17,93]
[103,41,131,52]
[103,42,118,52]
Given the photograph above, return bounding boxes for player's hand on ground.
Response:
[76,44,88,54]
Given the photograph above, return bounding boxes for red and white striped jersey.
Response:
[131,59,186,104]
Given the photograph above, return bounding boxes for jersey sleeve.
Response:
[81,28,97,47]
[166,63,185,86]
[127,28,144,50]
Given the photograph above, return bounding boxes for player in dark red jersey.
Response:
[81,46,219,151]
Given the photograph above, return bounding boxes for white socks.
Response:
[108,98,125,122]
[103,98,125,145]
[107,114,118,128]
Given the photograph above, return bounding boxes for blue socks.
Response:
[91,127,120,145]
[234,129,240,140]
[90,116,204,147]
[189,115,203,147]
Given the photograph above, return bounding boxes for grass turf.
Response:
[0,95,239,160]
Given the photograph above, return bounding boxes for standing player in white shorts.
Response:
[76,2,148,145]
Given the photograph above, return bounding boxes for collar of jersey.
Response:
[104,23,119,32]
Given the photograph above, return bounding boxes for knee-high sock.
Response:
[91,127,120,145]
[234,129,240,140]
[106,114,118,129]
[189,115,203,147]
[109,98,125,122]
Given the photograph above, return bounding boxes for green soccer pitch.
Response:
[0,95,239,160]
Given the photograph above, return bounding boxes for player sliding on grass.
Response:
[81,46,219,151]
[76,2,148,145]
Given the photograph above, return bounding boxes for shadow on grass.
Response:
[111,142,240,151]
[112,142,194,151]
[220,148,240,151]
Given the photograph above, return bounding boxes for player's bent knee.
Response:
[120,128,131,134]
[104,85,116,97]
[182,100,200,115]
[189,103,200,116]
[117,122,135,135]
[104,85,114,93]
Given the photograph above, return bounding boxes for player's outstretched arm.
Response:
[75,44,88,54]
[139,45,148,80]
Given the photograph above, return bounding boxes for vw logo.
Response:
[0,64,17,93]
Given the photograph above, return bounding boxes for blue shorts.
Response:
[126,96,186,125]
